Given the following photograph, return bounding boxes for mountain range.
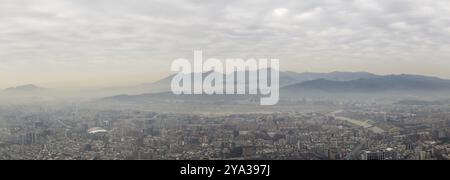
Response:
[111,69,381,94]
[100,70,450,103]
[282,74,450,93]
[125,69,450,92]
[2,71,449,104]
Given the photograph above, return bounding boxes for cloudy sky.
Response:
[1,0,450,88]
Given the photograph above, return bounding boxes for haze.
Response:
[1,0,450,89]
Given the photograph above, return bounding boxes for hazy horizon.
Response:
[1,0,450,89]
[1,68,450,90]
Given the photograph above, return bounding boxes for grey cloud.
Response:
[1,0,450,87]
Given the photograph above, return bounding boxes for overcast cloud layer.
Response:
[1,0,450,88]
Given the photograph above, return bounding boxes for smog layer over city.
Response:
[1,0,450,160]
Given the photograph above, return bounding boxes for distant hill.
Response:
[98,71,221,96]
[3,84,45,92]
[282,74,450,93]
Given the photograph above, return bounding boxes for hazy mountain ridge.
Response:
[103,69,382,95]
[283,74,450,93]
[3,84,45,92]
[3,71,450,104]
[100,72,450,104]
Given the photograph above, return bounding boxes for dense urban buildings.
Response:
[1,100,449,160]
